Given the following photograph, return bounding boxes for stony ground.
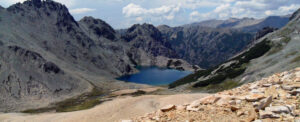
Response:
[130,67,300,122]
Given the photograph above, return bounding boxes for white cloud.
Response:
[214,4,230,13]
[135,17,143,21]
[122,3,181,21]
[70,8,96,14]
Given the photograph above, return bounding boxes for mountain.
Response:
[158,26,253,68]
[187,16,290,33]
[169,8,300,92]
[0,0,197,112]
[0,0,292,112]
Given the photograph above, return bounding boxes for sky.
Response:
[0,0,300,29]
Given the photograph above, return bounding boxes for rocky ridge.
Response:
[187,15,290,33]
[130,67,300,122]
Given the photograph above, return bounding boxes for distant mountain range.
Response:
[0,0,293,112]
[185,15,290,33]
[170,9,300,92]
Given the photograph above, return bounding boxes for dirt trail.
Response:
[0,93,208,122]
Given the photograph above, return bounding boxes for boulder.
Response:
[262,84,272,87]
[281,85,293,91]
[160,105,176,112]
[249,83,260,89]
[197,95,221,105]
[186,106,202,112]
[255,96,272,110]
[265,106,291,114]
[259,110,280,119]
[245,94,265,102]
[288,88,300,95]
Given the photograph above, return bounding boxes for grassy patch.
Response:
[291,55,300,63]
[285,51,298,58]
[281,36,291,43]
[279,27,293,37]
[22,88,106,113]
[168,69,213,88]
[192,80,241,93]
[56,99,101,112]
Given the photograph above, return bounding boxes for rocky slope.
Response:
[0,0,196,112]
[169,8,300,92]
[158,26,253,68]
[132,67,300,122]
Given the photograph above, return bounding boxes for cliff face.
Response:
[158,26,253,68]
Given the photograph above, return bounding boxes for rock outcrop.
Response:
[130,67,300,121]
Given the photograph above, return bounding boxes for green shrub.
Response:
[22,88,105,113]
[194,80,241,93]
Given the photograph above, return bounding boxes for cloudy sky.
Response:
[0,0,300,29]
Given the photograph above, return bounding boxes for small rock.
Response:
[216,96,233,106]
[292,84,300,89]
[246,109,257,122]
[230,106,239,112]
[265,86,279,99]
[250,89,264,94]
[237,111,245,116]
[160,104,176,112]
[282,85,293,91]
[262,84,272,87]
[198,95,221,105]
[259,110,280,119]
[286,105,296,116]
[249,83,259,89]
[289,88,300,95]
[186,106,201,112]
[236,100,242,104]
[295,77,300,82]
[265,106,291,114]
[245,94,265,102]
[256,96,272,110]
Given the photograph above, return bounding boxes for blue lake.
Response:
[117,66,192,86]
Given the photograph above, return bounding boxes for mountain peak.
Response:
[80,16,116,40]
[7,0,68,14]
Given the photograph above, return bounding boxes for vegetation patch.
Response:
[22,88,108,113]
[279,27,293,37]
[291,55,300,63]
[285,51,298,58]
[168,69,213,88]
[169,38,271,90]
[192,80,241,93]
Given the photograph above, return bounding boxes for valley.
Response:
[0,0,299,122]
